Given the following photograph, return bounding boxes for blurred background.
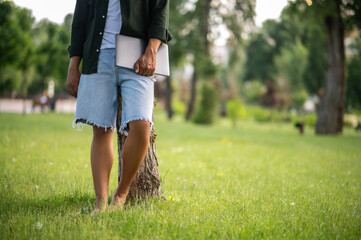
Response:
[0,0,360,134]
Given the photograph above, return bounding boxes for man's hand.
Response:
[134,38,161,76]
[66,56,81,98]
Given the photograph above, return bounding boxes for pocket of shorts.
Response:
[141,75,156,83]
[121,67,156,82]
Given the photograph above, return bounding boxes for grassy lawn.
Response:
[0,112,360,239]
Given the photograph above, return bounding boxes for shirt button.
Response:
[99,32,103,35]
[102,15,105,18]
[96,49,99,52]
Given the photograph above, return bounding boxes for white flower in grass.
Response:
[35,185,39,189]
[36,222,43,229]
[290,202,295,206]
[12,158,16,163]
[85,164,88,168]
[49,162,53,166]
[81,207,90,214]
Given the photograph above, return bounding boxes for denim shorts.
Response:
[73,48,155,134]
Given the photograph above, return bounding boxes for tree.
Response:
[244,32,276,83]
[290,0,361,134]
[185,0,213,121]
[184,0,255,122]
[30,18,70,94]
[165,0,190,119]
[274,39,308,93]
[244,8,307,85]
[0,1,34,95]
[303,24,327,95]
[315,0,346,134]
[0,1,21,68]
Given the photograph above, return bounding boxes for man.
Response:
[66,0,172,212]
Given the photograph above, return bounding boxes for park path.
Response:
[0,99,76,114]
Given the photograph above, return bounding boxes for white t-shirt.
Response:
[100,0,122,49]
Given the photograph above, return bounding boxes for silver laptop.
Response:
[115,34,170,76]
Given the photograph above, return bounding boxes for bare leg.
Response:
[91,126,114,212]
[111,120,150,209]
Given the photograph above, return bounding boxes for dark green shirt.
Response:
[68,0,173,74]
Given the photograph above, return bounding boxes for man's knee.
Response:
[128,120,151,142]
[93,126,114,138]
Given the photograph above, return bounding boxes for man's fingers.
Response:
[142,63,155,76]
[72,87,77,98]
[134,56,156,76]
[66,77,79,98]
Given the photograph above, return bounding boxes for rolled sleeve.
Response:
[148,0,172,43]
[68,0,90,58]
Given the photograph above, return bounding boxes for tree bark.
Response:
[116,87,162,201]
[315,0,345,134]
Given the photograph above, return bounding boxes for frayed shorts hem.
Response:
[73,118,116,132]
[73,117,153,136]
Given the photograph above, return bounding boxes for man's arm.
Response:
[134,0,170,76]
[67,0,90,97]
[68,0,90,58]
[147,0,170,43]
[67,56,81,98]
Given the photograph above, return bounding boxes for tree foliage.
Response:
[29,19,71,93]
[183,0,255,123]
[0,1,71,96]
[274,38,308,93]
[303,24,327,94]
[0,1,34,95]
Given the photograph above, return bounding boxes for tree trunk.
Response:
[315,0,345,134]
[116,87,162,201]
[202,0,211,55]
[185,0,211,121]
[21,70,27,115]
[185,68,198,121]
[165,76,174,119]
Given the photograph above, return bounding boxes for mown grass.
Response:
[0,112,360,239]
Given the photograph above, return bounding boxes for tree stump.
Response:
[116,87,162,201]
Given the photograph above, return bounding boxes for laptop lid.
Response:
[115,34,170,76]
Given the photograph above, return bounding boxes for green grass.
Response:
[0,112,360,239]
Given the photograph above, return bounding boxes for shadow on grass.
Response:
[0,191,168,218]
[0,191,96,216]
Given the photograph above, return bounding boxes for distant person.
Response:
[66,0,172,213]
[32,90,48,113]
